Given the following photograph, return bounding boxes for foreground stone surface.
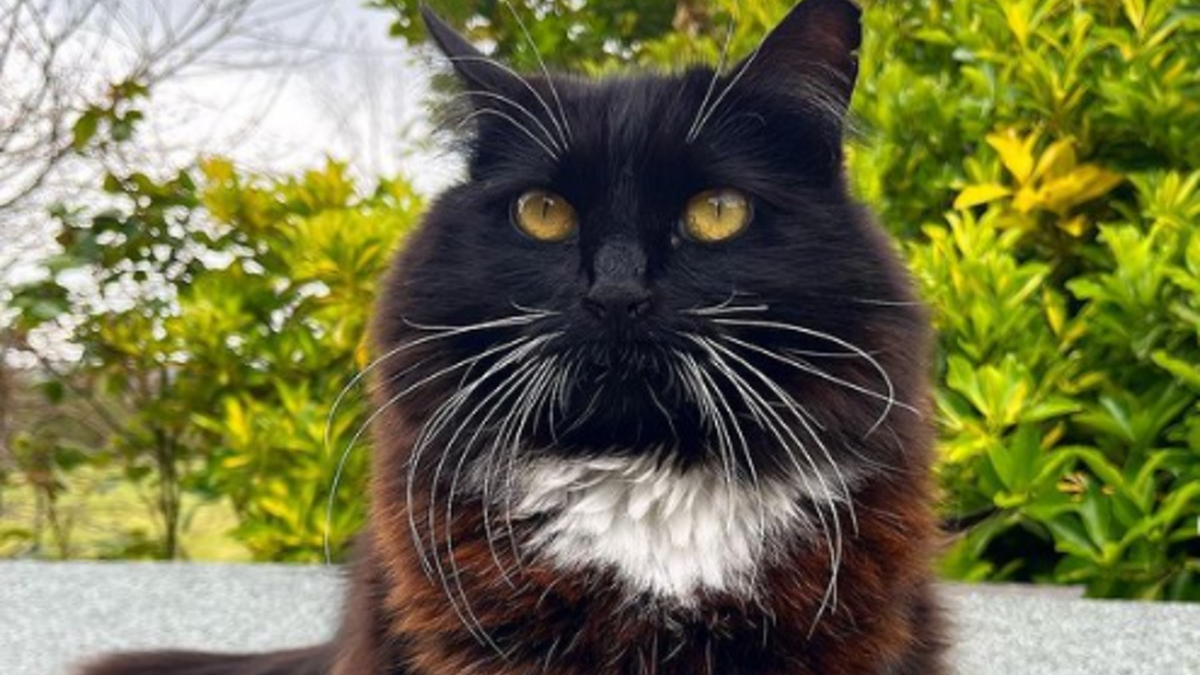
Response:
[1,562,1198,674]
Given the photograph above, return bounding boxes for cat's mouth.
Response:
[570,342,675,381]
[537,342,703,453]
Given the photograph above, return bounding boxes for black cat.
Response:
[82,1,945,673]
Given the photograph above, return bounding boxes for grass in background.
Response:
[0,465,248,561]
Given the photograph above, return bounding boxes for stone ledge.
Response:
[2,561,1198,675]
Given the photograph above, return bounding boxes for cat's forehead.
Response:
[555,71,713,151]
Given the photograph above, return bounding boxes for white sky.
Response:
[133,0,460,192]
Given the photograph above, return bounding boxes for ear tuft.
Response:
[420,4,512,94]
[420,4,484,64]
[739,0,863,110]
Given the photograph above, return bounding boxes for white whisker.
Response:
[457,107,560,161]
[712,317,906,435]
[688,335,847,633]
[706,338,859,534]
[676,352,740,531]
[446,54,568,149]
[686,16,736,143]
[691,350,767,538]
[501,0,572,144]
[451,89,563,153]
[497,358,560,571]
[407,336,553,570]
[323,332,535,566]
[726,335,918,422]
[439,360,547,655]
[686,35,764,144]
[323,312,545,455]
[463,358,550,573]
[683,303,770,317]
[410,340,552,659]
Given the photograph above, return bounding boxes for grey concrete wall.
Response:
[1,562,1198,675]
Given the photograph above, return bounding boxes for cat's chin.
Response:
[535,364,704,459]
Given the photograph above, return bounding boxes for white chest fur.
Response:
[514,454,851,603]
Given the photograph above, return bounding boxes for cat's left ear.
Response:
[421,4,518,97]
[734,0,862,114]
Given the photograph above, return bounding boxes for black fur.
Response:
[80,2,945,674]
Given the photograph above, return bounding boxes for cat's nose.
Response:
[585,239,652,325]
[583,282,653,322]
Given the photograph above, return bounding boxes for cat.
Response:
[81,0,945,673]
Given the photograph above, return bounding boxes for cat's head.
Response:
[375,0,927,484]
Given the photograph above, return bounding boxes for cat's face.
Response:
[376,0,926,483]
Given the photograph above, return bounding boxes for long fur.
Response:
[80,2,946,674]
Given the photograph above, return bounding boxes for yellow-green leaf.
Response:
[201,157,236,184]
[954,184,1013,210]
[1038,165,1125,214]
[1058,215,1090,237]
[1032,139,1078,183]
[987,130,1038,185]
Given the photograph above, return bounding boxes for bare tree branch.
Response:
[0,0,356,278]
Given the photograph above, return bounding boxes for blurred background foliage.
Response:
[2,0,1198,600]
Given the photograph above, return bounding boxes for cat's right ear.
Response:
[732,0,862,116]
[420,5,515,96]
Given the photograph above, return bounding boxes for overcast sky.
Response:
[133,0,457,191]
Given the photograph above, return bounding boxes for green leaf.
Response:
[71,110,100,150]
[987,425,1042,493]
[1078,483,1116,551]
[111,118,135,142]
[1152,350,1200,391]
[1044,517,1101,561]
[40,380,66,404]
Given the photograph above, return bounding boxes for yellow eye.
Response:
[513,189,578,242]
[682,188,752,243]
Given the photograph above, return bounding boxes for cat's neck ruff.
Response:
[514,452,856,604]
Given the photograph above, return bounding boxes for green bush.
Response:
[849,0,1200,599]
[7,162,420,560]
